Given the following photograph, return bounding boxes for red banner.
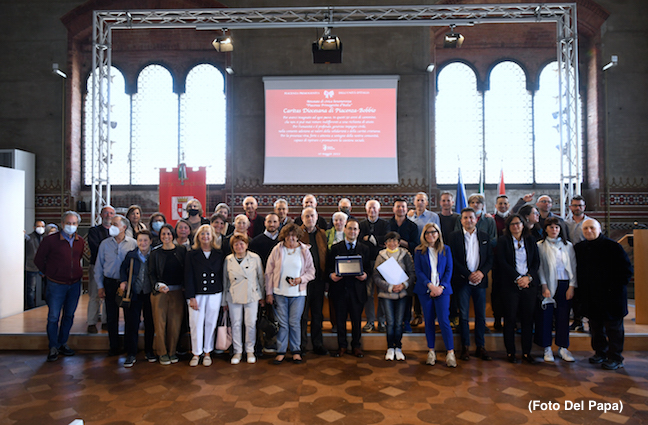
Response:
[159,167,207,227]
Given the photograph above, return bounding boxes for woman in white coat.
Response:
[535,216,577,362]
[223,233,265,365]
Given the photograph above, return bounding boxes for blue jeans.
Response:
[381,297,407,348]
[45,279,81,349]
[274,295,306,354]
[25,271,41,310]
[457,284,486,348]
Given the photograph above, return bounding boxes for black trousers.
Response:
[589,317,624,362]
[301,279,326,352]
[104,277,121,352]
[333,285,363,349]
[503,287,536,355]
[123,292,154,357]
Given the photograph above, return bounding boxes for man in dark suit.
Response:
[327,218,371,358]
[447,207,494,362]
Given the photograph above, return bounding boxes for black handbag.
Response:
[257,304,278,338]
[115,258,134,308]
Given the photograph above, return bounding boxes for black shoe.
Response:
[493,323,503,332]
[353,348,364,358]
[124,355,136,368]
[569,320,582,331]
[507,354,520,364]
[101,323,108,331]
[483,327,491,334]
[475,347,492,361]
[377,322,387,333]
[87,325,98,334]
[47,347,59,362]
[332,348,347,358]
[58,344,75,356]
[410,315,423,327]
[602,359,624,370]
[589,354,607,364]
[313,346,329,356]
[362,322,375,333]
[145,352,157,363]
[459,346,470,361]
[522,354,537,365]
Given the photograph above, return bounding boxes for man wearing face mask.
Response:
[94,215,137,356]
[329,198,355,229]
[86,205,115,333]
[34,211,86,362]
[24,220,46,310]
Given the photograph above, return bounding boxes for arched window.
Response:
[83,67,130,185]
[180,64,226,185]
[435,62,483,185]
[83,63,227,186]
[484,61,533,184]
[132,65,178,185]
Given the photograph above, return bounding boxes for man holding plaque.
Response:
[328,219,371,358]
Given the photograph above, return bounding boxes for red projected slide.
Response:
[265,88,396,158]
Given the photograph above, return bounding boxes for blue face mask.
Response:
[152,221,164,232]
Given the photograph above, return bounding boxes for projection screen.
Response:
[263,75,399,185]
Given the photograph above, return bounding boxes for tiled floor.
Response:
[1,349,648,424]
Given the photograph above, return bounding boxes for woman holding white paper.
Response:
[374,232,415,361]
[414,223,456,367]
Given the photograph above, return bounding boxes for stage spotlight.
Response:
[212,33,233,52]
[444,25,464,48]
[313,28,342,64]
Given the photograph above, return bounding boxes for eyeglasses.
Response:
[510,221,523,227]
[425,230,439,235]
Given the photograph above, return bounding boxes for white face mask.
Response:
[64,225,77,235]
[109,225,120,237]
[35,227,45,235]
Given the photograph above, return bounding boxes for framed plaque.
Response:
[335,255,364,276]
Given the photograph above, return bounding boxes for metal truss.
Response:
[91,3,580,223]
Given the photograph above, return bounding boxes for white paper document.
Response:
[376,256,409,286]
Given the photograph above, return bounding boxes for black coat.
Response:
[495,234,540,295]
[575,235,633,320]
[358,218,390,260]
[184,248,224,299]
[327,240,371,304]
[447,229,494,289]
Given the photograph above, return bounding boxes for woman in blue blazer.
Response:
[414,223,456,368]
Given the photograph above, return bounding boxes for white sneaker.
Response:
[426,350,436,365]
[385,348,395,361]
[231,353,242,365]
[544,347,555,362]
[558,347,575,362]
[446,351,457,368]
[395,348,405,361]
[247,353,256,364]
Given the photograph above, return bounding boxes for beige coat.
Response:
[222,251,265,305]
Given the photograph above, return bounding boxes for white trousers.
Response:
[228,301,259,354]
[188,293,222,356]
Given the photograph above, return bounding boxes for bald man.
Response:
[575,219,633,370]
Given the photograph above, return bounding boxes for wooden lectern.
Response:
[634,229,648,324]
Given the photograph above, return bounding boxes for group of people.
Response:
[31,191,633,371]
